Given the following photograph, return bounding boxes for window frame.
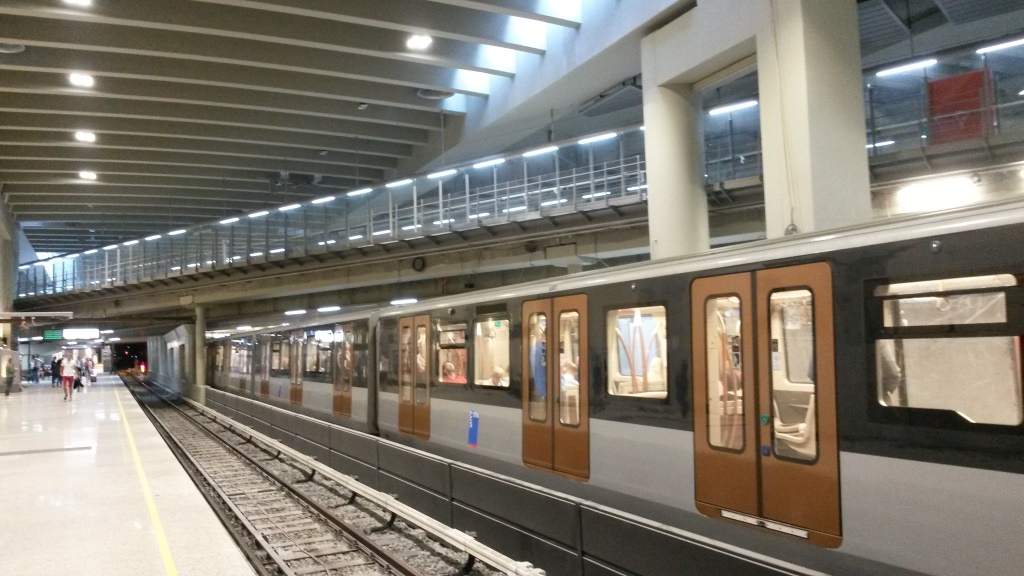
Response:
[605,304,670,400]
[599,300,673,405]
[472,314,511,388]
[767,286,820,465]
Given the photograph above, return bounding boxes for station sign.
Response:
[43,329,63,341]
[63,328,100,340]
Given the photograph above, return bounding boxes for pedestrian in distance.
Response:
[51,355,61,387]
[61,355,77,401]
[3,357,14,397]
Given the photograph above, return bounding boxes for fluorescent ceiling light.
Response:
[220,217,239,224]
[386,179,413,188]
[269,248,285,254]
[401,224,422,230]
[74,131,96,143]
[284,309,306,316]
[311,196,335,204]
[32,336,43,341]
[579,132,617,145]
[63,0,92,6]
[108,337,120,341]
[18,338,27,342]
[122,240,138,246]
[248,211,269,218]
[876,59,937,77]
[391,298,418,306]
[348,234,364,240]
[145,235,161,241]
[865,140,895,149]
[68,73,94,87]
[317,305,341,313]
[708,100,758,116]
[102,245,117,251]
[976,38,1024,54]
[468,212,490,218]
[523,145,559,157]
[170,266,181,271]
[249,252,263,257]
[503,206,528,213]
[100,330,114,334]
[237,326,252,331]
[473,158,505,169]
[279,203,301,211]
[407,34,433,50]
[18,265,28,270]
[582,192,611,199]
[428,169,457,179]
[627,184,648,191]
[540,199,568,206]
[372,229,390,236]
[347,188,372,196]
[168,229,186,235]
[84,249,98,255]
[78,171,97,180]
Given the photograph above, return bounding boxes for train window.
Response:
[335,326,352,392]
[705,296,743,450]
[874,275,1023,426]
[559,311,582,426]
[769,289,818,462]
[437,322,469,385]
[400,325,413,402]
[473,316,510,387]
[274,339,290,376]
[214,345,224,372]
[527,313,547,421]
[415,325,429,405]
[606,306,668,398]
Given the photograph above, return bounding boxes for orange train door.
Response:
[691,262,840,547]
[289,330,305,405]
[258,336,270,398]
[522,295,589,479]
[398,315,431,439]
[333,323,353,417]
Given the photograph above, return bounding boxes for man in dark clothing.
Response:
[51,356,61,387]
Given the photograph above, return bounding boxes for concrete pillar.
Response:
[193,306,206,404]
[642,40,710,259]
[758,0,871,237]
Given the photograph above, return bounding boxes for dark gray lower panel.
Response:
[378,471,451,526]
[452,465,579,549]
[295,417,331,448]
[581,506,774,576]
[330,426,379,467]
[583,558,632,576]
[328,450,378,489]
[453,503,580,576]
[378,443,451,497]
[294,435,330,464]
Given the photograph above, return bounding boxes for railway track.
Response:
[121,376,528,576]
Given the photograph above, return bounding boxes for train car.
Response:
[207,199,1024,575]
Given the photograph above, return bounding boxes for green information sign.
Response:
[43,329,63,341]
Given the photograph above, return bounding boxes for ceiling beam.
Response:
[14,206,242,219]
[423,0,581,28]
[0,173,354,193]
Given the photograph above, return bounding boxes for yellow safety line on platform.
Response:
[115,389,179,576]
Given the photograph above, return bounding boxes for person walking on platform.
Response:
[61,355,77,400]
[3,357,14,397]
[51,355,61,387]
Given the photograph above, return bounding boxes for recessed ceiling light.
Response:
[68,73,94,87]
[63,0,93,6]
[406,35,433,50]
[78,171,97,180]
[74,131,96,143]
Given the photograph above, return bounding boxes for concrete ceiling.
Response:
[0,0,583,253]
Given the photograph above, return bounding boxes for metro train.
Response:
[206,199,1024,575]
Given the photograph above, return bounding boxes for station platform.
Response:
[0,375,253,576]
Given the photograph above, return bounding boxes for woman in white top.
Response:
[61,355,77,400]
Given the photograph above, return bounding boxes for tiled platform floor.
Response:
[0,375,254,575]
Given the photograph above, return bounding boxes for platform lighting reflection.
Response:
[279,204,301,211]
[284,309,306,316]
[317,305,341,313]
[876,59,937,77]
[406,34,433,50]
[428,169,457,179]
[220,217,239,224]
[74,131,96,143]
[248,211,269,218]
[391,298,418,306]
[168,229,186,235]
[523,145,559,157]
[386,179,413,188]
[578,132,617,145]
[144,235,161,241]
[68,73,94,87]
[122,240,138,246]
[976,38,1024,54]
[473,158,505,169]
[708,100,758,116]
[78,171,97,180]
[311,196,335,204]
[347,188,372,197]
[84,249,98,254]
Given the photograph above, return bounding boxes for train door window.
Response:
[473,316,510,387]
[437,322,468,384]
[705,297,743,450]
[351,322,369,388]
[559,311,581,425]
[522,295,589,479]
[415,324,429,404]
[400,323,413,403]
[769,290,817,461]
[333,324,352,417]
[606,305,668,398]
[290,331,305,405]
[872,274,1023,425]
[526,313,547,421]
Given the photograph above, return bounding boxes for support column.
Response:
[758,0,871,237]
[193,306,206,405]
[641,52,710,259]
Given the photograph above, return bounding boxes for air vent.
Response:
[579,76,643,117]
[417,88,456,100]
